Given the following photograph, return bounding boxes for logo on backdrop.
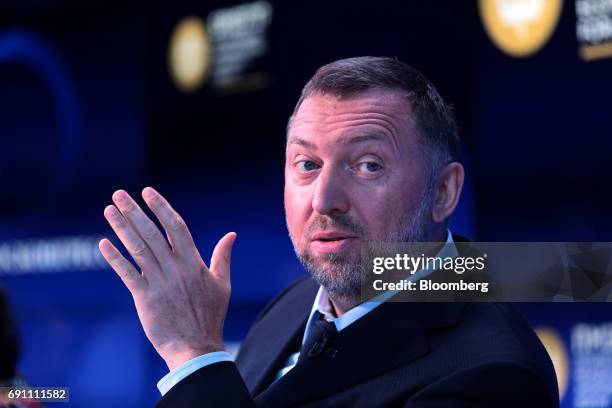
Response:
[168,1,273,93]
[478,0,563,57]
[168,16,213,93]
[535,327,569,401]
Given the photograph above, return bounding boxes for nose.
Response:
[311,166,350,216]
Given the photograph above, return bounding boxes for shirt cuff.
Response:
[157,351,233,396]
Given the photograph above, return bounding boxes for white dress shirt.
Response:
[158,230,456,396]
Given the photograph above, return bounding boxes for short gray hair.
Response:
[288,56,460,177]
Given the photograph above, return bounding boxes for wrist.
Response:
[161,341,225,371]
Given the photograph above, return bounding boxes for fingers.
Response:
[141,187,198,255]
[99,238,147,292]
[104,204,163,279]
[210,232,237,281]
[112,190,173,269]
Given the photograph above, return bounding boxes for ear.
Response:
[431,162,464,223]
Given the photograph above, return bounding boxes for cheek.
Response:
[355,199,391,237]
[351,180,415,237]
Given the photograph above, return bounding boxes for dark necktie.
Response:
[297,311,338,364]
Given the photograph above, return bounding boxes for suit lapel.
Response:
[236,279,318,396]
[255,301,466,407]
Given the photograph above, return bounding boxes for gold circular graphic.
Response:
[478,0,563,57]
[535,326,569,400]
[168,16,212,92]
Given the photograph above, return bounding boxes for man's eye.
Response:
[297,160,319,172]
[357,162,383,173]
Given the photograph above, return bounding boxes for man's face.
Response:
[284,88,435,299]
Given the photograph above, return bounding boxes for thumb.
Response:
[210,232,237,281]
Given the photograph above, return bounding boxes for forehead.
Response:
[288,88,416,147]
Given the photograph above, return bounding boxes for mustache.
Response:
[305,213,365,238]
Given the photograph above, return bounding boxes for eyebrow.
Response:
[288,133,387,149]
[288,137,316,149]
[338,133,387,145]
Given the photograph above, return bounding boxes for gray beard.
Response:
[293,182,434,308]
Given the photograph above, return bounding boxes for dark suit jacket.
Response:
[157,277,560,407]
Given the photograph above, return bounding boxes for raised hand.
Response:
[98,187,237,370]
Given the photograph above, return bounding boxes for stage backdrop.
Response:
[1,1,611,406]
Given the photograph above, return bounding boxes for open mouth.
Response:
[311,231,356,242]
[310,232,357,253]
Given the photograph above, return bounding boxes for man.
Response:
[99,57,559,407]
